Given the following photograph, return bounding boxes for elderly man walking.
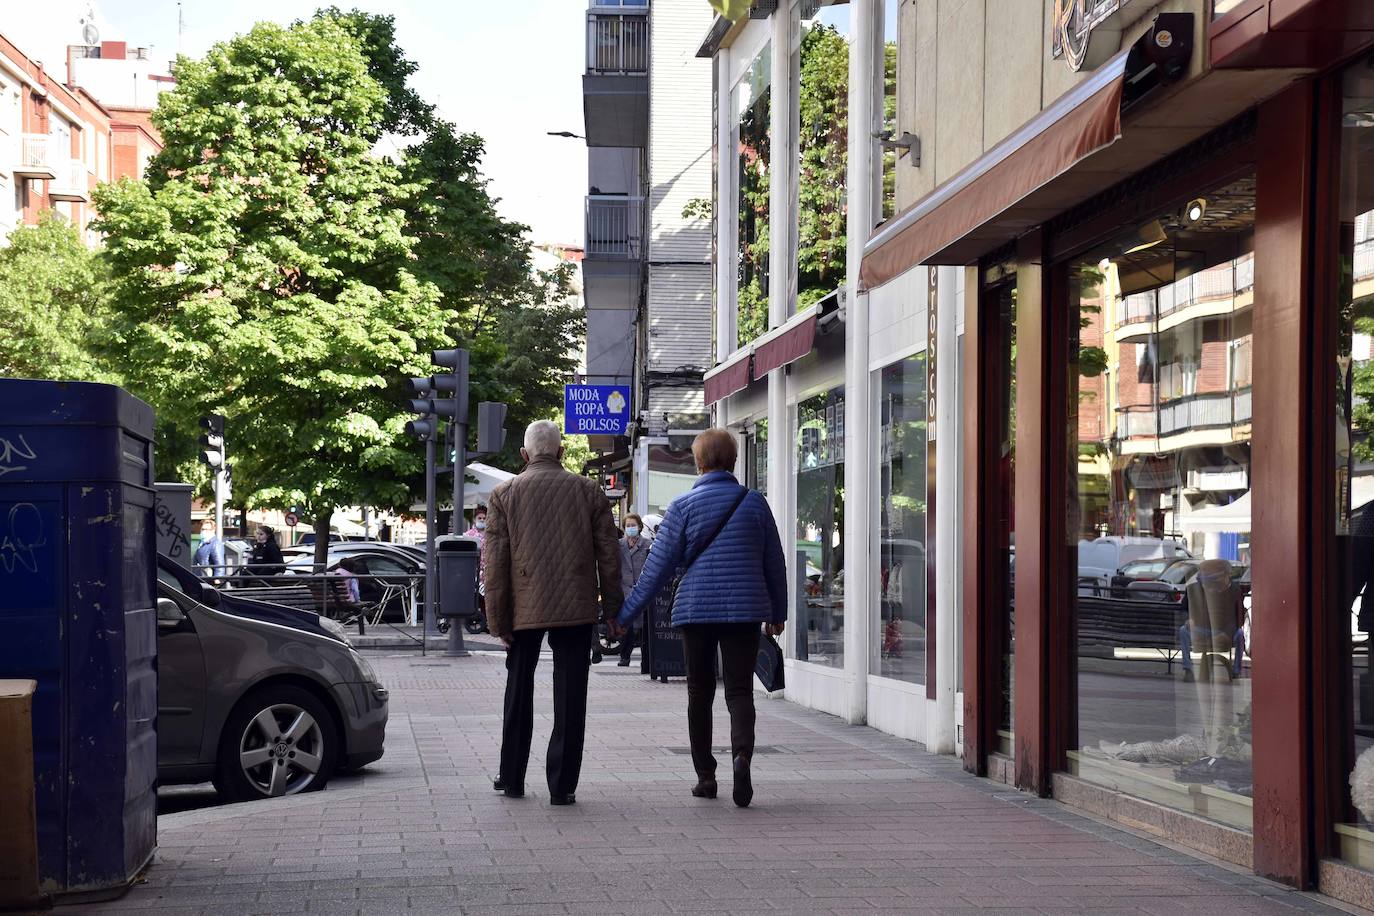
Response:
[484,420,623,804]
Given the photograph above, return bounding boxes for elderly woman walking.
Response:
[612,428,787,807]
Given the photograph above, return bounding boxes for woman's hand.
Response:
[764,622,785,637]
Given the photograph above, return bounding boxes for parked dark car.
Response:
[1124,559,1247,603]
[155,555,388,801]
[283,545,424,620]
[1109,557,1188,598]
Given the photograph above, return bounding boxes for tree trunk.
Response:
[313,507,333,571]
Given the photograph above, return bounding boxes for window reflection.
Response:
[1335,57,1374,868]
[735,45,771,345]
[1067,176,1256,831]
[874,355,927,683]
[797,387,845,666]
[646,445,696,517]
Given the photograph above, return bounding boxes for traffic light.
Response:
[198,414,225,468]
[476,401,507,455]
[430,349,470,424]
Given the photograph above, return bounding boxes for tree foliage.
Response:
[0,213,111,382]
[797,24,848,307]
[92,16,449,546]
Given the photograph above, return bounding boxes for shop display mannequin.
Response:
[1184,559,1242,756]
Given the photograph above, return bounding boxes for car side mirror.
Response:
[198,582,221,607]
[157,598,185,626]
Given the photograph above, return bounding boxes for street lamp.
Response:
[547,130,584,139]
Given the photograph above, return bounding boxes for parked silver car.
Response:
[155,555,388,802]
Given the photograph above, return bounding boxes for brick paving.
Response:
[69,647,1350,915]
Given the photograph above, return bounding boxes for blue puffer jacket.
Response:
[616,471,787,628]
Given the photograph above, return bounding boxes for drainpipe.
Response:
[842,0,876,726]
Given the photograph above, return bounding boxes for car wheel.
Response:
[215,685,338,803]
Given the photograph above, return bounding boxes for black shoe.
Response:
[549,792,576,806]
[591,650,603,664]
[732,754,753,808]
[499,781,525,799]
[493,777,507,792]
[617,657,631,667]
[691,778,717,799]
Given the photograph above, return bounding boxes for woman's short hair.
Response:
[692,428,738,473]
[523,419,562,457]
[623,513,643,529]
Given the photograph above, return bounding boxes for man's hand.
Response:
[764,622,785,637]
[498,634,512,649]
[606,618,626,639]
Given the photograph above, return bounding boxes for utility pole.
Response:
[403,393,439,653]
[198,414,226,537]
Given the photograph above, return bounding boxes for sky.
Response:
[4,0,590,246]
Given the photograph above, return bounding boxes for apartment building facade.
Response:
[0,32,164,245]
[699,0,1374,904]
[580,0,714,514]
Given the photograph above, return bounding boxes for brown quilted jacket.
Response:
[484,455,623,639]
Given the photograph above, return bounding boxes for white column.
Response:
[928,264,960,754]
[768,9,797,661]
[841,0,876,726]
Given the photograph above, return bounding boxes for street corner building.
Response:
[686,0,1374,905]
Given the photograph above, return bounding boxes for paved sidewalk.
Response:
[73,650,1348,915]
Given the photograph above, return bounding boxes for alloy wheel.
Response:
[237,703,326,797]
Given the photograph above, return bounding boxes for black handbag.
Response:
[755,632,785,693]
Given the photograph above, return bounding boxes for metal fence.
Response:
[191,567,426,636]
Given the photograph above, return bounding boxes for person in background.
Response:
[463,504,489,584]
[332,556,362,604]
[611,428,787,808]
[616,513,652,667]
[247,525,285,577]
[193,518,226,578]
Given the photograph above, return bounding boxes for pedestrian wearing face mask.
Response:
[616,514,652,667]
[464,505,491,630]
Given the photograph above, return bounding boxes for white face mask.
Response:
[625,526,640,539]
[475,519,487,531]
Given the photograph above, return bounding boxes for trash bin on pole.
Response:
[435,535,479,620]
[0,378,157,903]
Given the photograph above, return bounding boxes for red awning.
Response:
[1211,0,1374,70]
[704,354,752,406]
[860,51,1130,289]
[752,311,817,380]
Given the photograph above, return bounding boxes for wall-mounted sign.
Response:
[564,384,632,436]
[1053,0,1132,71]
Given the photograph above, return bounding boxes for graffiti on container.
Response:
[155,498,191,559]
[0,503,46,574]
[0,434,37,477]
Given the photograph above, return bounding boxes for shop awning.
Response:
[860,51,1130,289]
[752,306,819,380]
[704,350,753,406]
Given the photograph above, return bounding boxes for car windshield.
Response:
[1123,560,1167,578]
[1160,562,1197,584]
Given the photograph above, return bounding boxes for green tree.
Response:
[0,213,112,382]
[92,17,449,564]
[398,124,584,472]
[312,7,435,138]
[797,24,848,307]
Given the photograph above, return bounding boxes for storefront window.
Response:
[1334,57,1374,868]
[646,444,697,517]
[1066,175,1256,831]
[735,45,771,346]
[984,264,1016,752]
[792,2,848,313]
[745,419,768,496]
[873,355,927,682]
[797,386,845,666]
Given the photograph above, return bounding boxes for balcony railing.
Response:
[1115,252,1255,329]
[1117,386,1252,442]
[48,160,90,202]
[15,134,57,178]
[585,195,644,259]
[587,11,649,74]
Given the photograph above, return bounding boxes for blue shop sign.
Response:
[564,385,631,436]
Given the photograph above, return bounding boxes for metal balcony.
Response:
[15,134,58,180]
[582,8,649,147]
[585,195,644,259]
[48,160,90,202]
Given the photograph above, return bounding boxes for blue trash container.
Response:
[0,378,157,902]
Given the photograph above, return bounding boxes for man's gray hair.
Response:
[523,419,563,458]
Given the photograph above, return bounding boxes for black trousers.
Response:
[682,623,760,780]
[499,623,593,796]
